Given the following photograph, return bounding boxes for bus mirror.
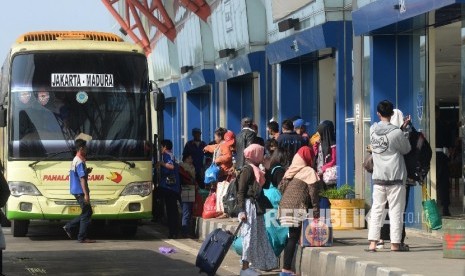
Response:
[0,108,6,127]
[153,90,165,112]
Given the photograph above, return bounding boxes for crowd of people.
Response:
[152,99,444,275]
[154,116,337,276]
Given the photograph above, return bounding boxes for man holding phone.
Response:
[63,138,96,243]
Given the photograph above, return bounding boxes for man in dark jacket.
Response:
[277,119,304,165]
[182,128,206,184]
[235,117,257,169]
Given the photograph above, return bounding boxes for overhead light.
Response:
[180,65,193,74]
[219,48,236,58]
[278,18,299,32]
[119,27,127,36]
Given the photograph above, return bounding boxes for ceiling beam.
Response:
[179,0,211,22]
[101,0,178,54]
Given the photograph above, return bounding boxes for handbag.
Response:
[204,163,220,184]
[422,184,442,230]
[202,192,220,219]
[300,217,333,247]
[322,166,337,184]
[363,152,374,174]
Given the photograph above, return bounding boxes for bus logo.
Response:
[107,172,122,183]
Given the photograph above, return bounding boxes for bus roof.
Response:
[10,31,144,56]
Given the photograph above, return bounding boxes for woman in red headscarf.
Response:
[278,146,320,276]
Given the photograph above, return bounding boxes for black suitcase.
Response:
[196,222,243,276]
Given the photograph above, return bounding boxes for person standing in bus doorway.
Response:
[63,139,95,243]
[182,128,206,187]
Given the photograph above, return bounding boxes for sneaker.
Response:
[63,226,72,239]
[240,268,261,276]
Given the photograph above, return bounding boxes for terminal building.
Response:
[103,0,465,232]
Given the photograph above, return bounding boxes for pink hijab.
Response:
[243,144,266,186]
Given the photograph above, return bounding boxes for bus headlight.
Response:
[9,182,42,197]
[121,182,152,197]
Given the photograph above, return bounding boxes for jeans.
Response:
[181,202,193,235]
[163,188,180,237]
[66,194,93,241]
[368,184,406,244]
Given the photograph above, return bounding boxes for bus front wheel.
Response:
[11,220,29,237]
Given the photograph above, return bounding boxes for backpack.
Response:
[403,124,432,183]
[222,173,241,217]
[223,165,273,217]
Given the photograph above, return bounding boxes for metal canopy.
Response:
[102,0,211,55]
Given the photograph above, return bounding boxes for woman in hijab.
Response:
[238,144,278,276]
[279,146,320,276]
[313,120,337,184]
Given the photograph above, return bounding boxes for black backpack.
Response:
[404,124,432,183]
[223,172,241,217]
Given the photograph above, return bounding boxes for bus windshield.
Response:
[9,52,150,160]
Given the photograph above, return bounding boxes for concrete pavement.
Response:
[1,221,269,276]
[195,217,465,276]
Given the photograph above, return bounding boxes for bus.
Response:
[0,31,156,237]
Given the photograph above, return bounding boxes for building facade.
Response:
[112,0,465,232]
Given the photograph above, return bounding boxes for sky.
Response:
[0,0,118,60]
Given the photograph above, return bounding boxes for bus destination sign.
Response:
[51,73,114,87]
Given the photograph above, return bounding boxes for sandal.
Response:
[391,244,409,252]
[376,241,385,249]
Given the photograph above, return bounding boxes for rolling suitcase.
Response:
[196,221,243,276]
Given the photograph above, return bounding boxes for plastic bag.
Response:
[322,166,337,184]
[204,164,220,184]
[263,185,281,209]
[422,185,442,230]
[202,192,220,219]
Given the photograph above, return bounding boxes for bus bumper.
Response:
[6,194,153,220]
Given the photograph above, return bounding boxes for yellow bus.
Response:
[0,31,155,237]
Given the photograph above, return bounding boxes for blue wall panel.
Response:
[280,62,318,134]
[163,100,183,158]
[370,36,397,120]
[186,90,212,143]
[227,78,254,134]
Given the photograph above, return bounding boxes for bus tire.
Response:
[120,222,138,238]
[11,220,29,237]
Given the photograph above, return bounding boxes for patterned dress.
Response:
[240,199,278,271]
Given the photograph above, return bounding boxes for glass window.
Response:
[9,52,150,160]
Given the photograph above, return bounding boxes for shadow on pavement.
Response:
[3,249,200,276]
